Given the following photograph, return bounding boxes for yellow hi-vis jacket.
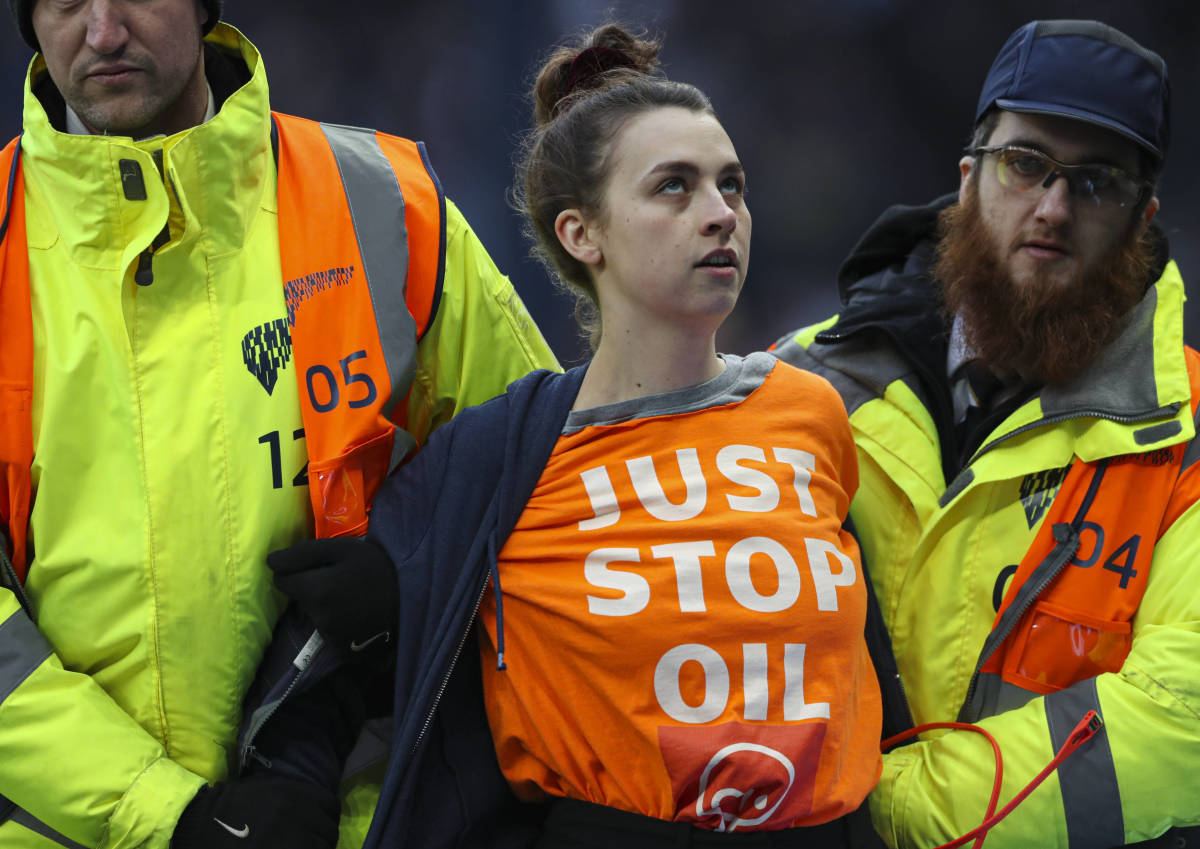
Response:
[0,23,557,849]
[772,198,1200,849]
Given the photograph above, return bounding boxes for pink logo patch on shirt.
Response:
[658,721,826,831]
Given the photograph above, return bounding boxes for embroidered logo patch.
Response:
[242,318,293,395]
[1018,463,1072,528]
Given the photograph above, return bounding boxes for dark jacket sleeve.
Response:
[234,406,477,790]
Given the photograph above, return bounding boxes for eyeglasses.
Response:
[971,144,1153,210]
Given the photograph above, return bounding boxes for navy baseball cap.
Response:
[975,20,1170,163]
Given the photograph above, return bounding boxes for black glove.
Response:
[267,536,397,654]
[171,774,338,849]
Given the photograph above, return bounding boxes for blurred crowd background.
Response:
[3,1,1196,366]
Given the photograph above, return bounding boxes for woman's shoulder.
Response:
[739,350,843,399]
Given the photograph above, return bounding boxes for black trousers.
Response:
[535,798,886,849]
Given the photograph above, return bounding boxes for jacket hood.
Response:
[836,194,955,305]
[818,194,955,368]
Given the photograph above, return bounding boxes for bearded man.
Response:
[774,20,1200,849]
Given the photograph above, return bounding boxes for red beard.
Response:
[934,188,1155,386]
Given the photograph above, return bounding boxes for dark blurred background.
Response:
[4,1,1196,366]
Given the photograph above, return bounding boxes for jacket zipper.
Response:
[133,150,170,286]
[963,406,1181,469]
[239,630,325,770]
[959,533,1079,716]
[410,566,493,756]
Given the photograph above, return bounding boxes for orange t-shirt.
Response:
[479,353,882,832]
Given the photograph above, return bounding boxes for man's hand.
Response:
[267,537,397,654]
[171,774,339,849]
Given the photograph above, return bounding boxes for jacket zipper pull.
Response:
[134,251,154,286]
[134,224,170,286]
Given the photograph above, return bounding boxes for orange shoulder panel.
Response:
[0,137,33,577]
[272,114,445,538]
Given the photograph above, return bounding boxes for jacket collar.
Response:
[18,23,272,265]
[1031,260,1192,461]
[63,84,216,136]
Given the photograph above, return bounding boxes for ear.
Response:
[1141,195,1160,229]
[958,155,976,206]
[555,209,602,266]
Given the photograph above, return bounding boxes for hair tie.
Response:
[565,46,638,96]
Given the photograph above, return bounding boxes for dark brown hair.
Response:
[514,23,714,348]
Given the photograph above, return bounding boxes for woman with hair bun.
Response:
[253,23,885,849]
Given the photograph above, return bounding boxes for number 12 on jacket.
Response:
[259,429,309,489]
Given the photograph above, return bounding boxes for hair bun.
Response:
[532,23,664,127]
[565,46,639,97]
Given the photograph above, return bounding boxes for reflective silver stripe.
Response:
[0,610,51,705]
[318,123,419,430]
[1045,679,1124,849]
[960,671,1040,721]
[9,808,88,849]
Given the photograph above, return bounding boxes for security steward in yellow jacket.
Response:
[774,20,1200,849]
[0,1,558,848]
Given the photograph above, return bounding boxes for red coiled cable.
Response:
[881,710,1103,849]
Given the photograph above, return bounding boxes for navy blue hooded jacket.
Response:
[240,366,586,849]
